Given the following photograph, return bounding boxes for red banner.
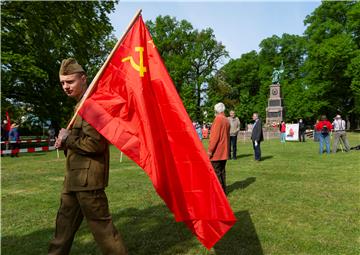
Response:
[78,15,236,249]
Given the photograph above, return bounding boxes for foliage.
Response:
[207,51,260,124]
[303,1,359,122]
[297,1,359,123]
[208,1,360,128]
[2,1,360,130]
[146,16,228,122]
[1,1,117,131]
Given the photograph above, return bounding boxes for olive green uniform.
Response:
[48,115,127,255]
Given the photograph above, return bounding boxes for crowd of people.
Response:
[314,114,351,154]
[206,103,264,195]
[204,103,354,196]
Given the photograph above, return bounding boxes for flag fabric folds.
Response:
[78,15,236,249]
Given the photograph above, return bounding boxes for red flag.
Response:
[5,111,11,131]
[78,15,236,249]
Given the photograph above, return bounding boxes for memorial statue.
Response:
[272,61,284,84]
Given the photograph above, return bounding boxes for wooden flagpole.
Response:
[66,9,142,129]
[120,151,123,163]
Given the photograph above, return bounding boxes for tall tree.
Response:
[209,1,360,127]
[303,0,360,127]
[212,33,307,124]
[146,16,228,122]
[1,1,117,132]
[207,51,260,124]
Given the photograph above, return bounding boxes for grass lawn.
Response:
[1,133,360,254]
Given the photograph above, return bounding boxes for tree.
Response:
[207,51,260,124]
[1,1,117,132]
[303,1,360,127]
[213,33,307,124]
[146,16,228,122]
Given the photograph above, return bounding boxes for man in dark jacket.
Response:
[299,119,306,142]
[48,58,127,255]
[251,113,264,161]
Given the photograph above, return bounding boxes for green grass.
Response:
[2,133,360,254]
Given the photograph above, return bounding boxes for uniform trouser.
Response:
[332,131,350,153]
[229,135,238,159]
[48,189,127,255]
[211,160,227,194]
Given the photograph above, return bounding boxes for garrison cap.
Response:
[59,58,85,75]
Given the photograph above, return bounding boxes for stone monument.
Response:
[266,62,285,125]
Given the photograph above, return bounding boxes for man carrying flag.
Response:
[52,11,235,251]
[48,59,127,255]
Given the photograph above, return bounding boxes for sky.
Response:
[109,1,321,60]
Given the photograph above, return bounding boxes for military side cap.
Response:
[59,58,85,75]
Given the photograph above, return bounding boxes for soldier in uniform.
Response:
[48,58,127,255]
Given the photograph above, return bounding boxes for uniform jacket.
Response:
[251,119,264,143]
[63,115,109,191]
[208,113,230,161]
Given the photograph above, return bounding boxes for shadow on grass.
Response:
[236,153,253,159]
[2,207,262,255]
[1,152,48,158]
[113,206,196,254]
[227,177,256,194]
[22,152,48,157]
[2,227,54,255]
[214,210,263,255]
[260,155,273,161]
[2,205,195,255]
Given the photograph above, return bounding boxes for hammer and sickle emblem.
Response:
[121,47,147,77]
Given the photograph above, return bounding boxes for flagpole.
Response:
[66,9,143,129]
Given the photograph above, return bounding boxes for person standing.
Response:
[208,102,230,194]
[313,120,320,142]
[1,120,9,141]
[315,115,332,154]
[8,123,20,157]
[251,113,264,161]
[298,119,306,142]
[48,126,56,146]
[227,110,240,159]
[332,114,350,153]
[48,58,127,255]
[195,122,203,141]
[279,121,286,143]
[202,124,209,139]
